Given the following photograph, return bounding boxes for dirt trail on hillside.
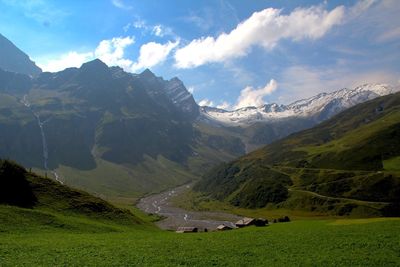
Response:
[137,184,241,231]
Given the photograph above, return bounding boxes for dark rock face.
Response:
[164,77,199,119]
[0,68,32,94]
[0,33,42,77]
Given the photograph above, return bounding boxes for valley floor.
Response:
[137,184,241,230]
[0,218,399,266]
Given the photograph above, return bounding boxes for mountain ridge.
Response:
[200,83,399,126]
[194,92,400,216]
[0,33,42,77]
[0,34,398,201]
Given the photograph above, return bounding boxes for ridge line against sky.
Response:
[0,0,399,108]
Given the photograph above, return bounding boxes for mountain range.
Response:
[195,92,400,216]
[201,83,396,126]
[0,33,398,203]
[200,83,399,151]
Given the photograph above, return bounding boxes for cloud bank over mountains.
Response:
[36,3,348,73]
[38,36,178,73]
[29,0,399,109]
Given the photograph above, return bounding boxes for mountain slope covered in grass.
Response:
[195,93,400,216]
[0,159,142,233]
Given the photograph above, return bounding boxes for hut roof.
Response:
[176,226,198,233]
[235,217,255,226]
[217,224,233,230]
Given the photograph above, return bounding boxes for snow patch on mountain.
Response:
[200,84,399,126]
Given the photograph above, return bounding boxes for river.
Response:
[137,184,241,231]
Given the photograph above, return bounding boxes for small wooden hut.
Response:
[217,224,234,231]
[235,217,255,228]
[176,226,198,233]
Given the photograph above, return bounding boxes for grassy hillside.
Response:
[194,93,400,216]
[0,159,143,233]
[0,218,399,266]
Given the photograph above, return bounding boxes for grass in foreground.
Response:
[0,217,399,266]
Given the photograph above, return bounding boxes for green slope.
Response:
[194,93,400,216]
[0,159,143,233]
[0,219,399,266]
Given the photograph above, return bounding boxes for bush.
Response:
[0,159,36,208]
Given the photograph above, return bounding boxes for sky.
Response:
[0,0,399,109]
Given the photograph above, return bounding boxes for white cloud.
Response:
[343,0,400,44]
[37,51,94,72]
[235,79,277,108]
[133,19,146,29]
[94,36,135,70]
[216,101,231,110]
[347,0,376,19]
[130,19,175,38]
[123,23,131,32]
[187,86,195,94]
[152,25,163,37]
[174,5,345,68]
[278,65,400,104]
[130,40,179,72]
[36,36,178,73]
[377,27,400,42]
[111,0,132,10]
[198,99,214,107]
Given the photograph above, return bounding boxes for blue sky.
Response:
[0,0,399,109]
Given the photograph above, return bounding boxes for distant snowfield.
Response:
[200,84,399,126]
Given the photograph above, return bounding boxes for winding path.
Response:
[288,188,390,205]
[137,184,240,231]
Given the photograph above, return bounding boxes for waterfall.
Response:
[34,113,49,170]
[21,95,63,184]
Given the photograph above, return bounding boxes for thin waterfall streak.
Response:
[21,95,62,184]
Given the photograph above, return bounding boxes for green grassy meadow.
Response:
[0,213,399,266]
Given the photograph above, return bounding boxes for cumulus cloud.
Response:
[36,36,178,73]
[123,23,131,32]
[235,79,277,109]
[198,99,214,107]
[132,19,146,29]
[129,18,175,38]
[130,40,179,72]
[216,101,231,110]
[152,25,164,37]
[111,0,132,10]
[37,51,94,72]
[187,86,195,94]
[174,5,345,68]
[94,36,135,70]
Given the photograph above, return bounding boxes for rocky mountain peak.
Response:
[140,68,157,80]
[164,77,199,119]
[80,58,109,72]
[0,33,42,77]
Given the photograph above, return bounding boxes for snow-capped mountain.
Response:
[200,84,399,126]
